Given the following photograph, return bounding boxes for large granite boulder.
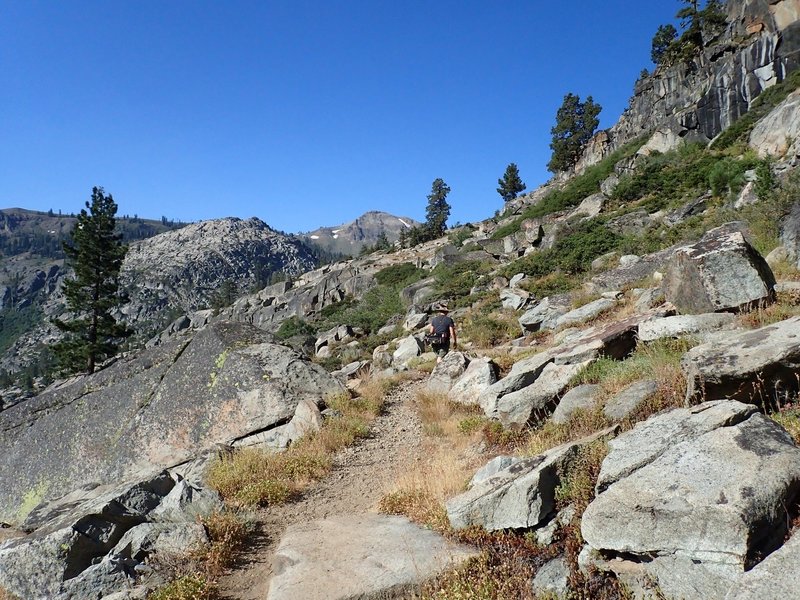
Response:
[447,428,615,531]
[426,351,470,394]
[267,514,477,600]
[726,532,800,600]
[749,88,800,158]
[0,321,345,525]
[682,316,800,405]
[518,296,571,333]
[638,313,736,342]
[392,335,423,366]
[662,224,775,314]
[542,297,617,331]
[448,357,499,405]
[582,400,800,600]
[551,384,600,424]
[603,379,659,422]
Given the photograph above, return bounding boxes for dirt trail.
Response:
[217,377,425,600]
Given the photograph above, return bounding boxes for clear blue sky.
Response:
[1,1,678,233]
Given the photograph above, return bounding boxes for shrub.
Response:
[460,312,519,347]
[432,260,494,306]
[772,408,800,445]
[275,316,315,340]
[194,511,250,575]
[148,574,219,600]
[502,220,621,279]
[374,262,426,287]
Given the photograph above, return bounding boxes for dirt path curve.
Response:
[217,377,425,600]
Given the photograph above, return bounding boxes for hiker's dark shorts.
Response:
[432,342,450,357]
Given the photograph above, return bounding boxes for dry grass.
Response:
[460,309,521,348]
[192,511,251,576]
[147,573,219,600]
[772,407,800,445]
[521,407,610,457]
[379,390,485,532]
[555,440,609,515]
[207,374,406,507]
[736,291,800,329]
[0,588,20,600]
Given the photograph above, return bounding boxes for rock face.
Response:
[267,514,477,600]
[682,315,800,405]
[121,217,317,331]
[595,0,800,166]
[582,400,800,600]
[750,88,800,157]
[0,472,221,599]
[726,532,800,600]
[663,224,775,314]
[0,321,345,525]
[638,313,736,342]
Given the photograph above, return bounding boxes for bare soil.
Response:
[217,377,425,600]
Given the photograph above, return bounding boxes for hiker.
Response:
[427,302,457,363]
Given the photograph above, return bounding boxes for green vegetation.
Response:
[399,178,452,248]
[492,136,647,239]
[651,0,727,67]
[148,573,219,600]
[374,262,426,286]
[275,315,316,340]
[497,163,526,203]
[431,259,494,307]
[548,93,602,174]
[51,187,132,374]
[501,220,622,279]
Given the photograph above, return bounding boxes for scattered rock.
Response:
[426,352,470,394]
[552,384,600,425]
[531,557,570,598]
[518,296,571,333]
[448,357,499,406]
[543,297,617,331]
[500,287,530,310]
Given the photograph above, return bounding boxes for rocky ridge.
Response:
[300,210,420,256]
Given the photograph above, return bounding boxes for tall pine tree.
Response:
[547,93,602,174]
[425,178,451,238]
[52,187,131,374]
[497,163,526,203]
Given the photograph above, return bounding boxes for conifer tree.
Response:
[424,178,451,238]
[547,94,602,174]
[52,187,131,374]
[497,163,526,203]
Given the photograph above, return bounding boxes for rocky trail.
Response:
[217,377,426,600]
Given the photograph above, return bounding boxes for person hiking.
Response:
[427,302,457,363]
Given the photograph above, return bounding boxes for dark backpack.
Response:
[425,315,451,345]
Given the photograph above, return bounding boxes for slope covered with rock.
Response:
[3,0,800,598]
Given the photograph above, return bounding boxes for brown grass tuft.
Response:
[206,378,400,507]
[193,511,251,576]
[736,292,800,329]
[147,573,219,600]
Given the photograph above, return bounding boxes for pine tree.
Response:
[651,24,678,64]
[547,94,602,174]
[52,187,131,374]
[497,163,526,203]
[424,178,451,238]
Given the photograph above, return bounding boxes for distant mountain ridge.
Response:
[301,210,421,256]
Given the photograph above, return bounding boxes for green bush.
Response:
[275,316,315,340]
[502,220,621,279]
[492,136,647,239]
[432,260,494,306]
[374,262,426,287]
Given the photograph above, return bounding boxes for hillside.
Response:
[2,1,800,599]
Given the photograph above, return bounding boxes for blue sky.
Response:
[1,1,678,233]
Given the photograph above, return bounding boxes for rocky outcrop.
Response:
[0,472,222,599]
[447,428,615,531]
[663,224,775,314]
[596,0,800,167]
[121,217,317,330]
[582,400,800,600]
[0,321,345,525]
